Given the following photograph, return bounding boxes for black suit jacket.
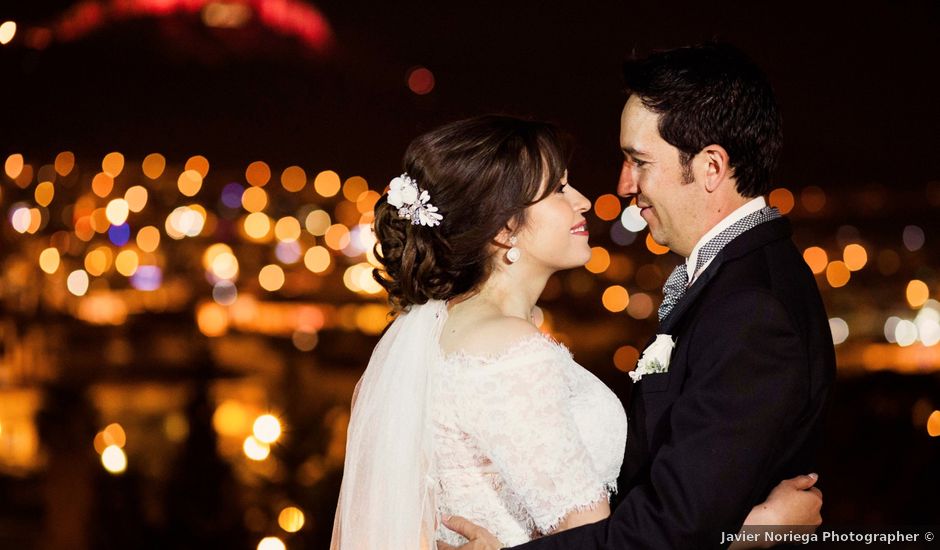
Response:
[514,218,836,550]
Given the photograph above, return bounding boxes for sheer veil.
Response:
[331,299,448,550]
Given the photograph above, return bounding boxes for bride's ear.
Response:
[493,223,517,249]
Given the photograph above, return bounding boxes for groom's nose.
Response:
[617,161,636,198]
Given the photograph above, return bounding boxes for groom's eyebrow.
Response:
[622,146,650,158]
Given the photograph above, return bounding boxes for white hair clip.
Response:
[386,173,443,227]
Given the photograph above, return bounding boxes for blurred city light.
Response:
[101,445,127,475]
[253,414,282,444]
[0,21,17,45]
[278,506,305,533]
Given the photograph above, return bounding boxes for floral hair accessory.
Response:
[386,173,443,227]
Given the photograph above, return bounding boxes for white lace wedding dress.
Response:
[433,333,628,546]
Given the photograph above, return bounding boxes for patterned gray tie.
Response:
[657,206,781,321]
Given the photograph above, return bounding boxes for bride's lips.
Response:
[570,221,589,236]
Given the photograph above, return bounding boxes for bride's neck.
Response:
[468,264,550,321]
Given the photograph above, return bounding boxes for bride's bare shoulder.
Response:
[440,312,541,358]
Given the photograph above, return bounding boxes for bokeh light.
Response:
[92,173,114,198]
[613,345,640,372]
[304,246,331,273]
[115,250,139,277]
[246,161,271,187]
[627,292,654,319]
[185,155,210,177]
[136,226,161,252]
[314,170,341,197]
[602,285,630,313]
[894,320,918,347]
[244,212,273,241]
[305,209,331,235]
[768,188,795,214]
[0,21,17,45]
[54,151,75,176]
[800,186,826,213]
[101,152,125,178]
[242,186,268,213]
[66,269,89,296]
[407,66,435,95]
[343,176,369,202]
[106,199,130,225]
[274,216,302,242]
[585,247,611,274]
[829,317,849,345]
[842,244,867,272]
[906,280,929,308]
[620,204,647,232]
[802,247,828,275]
[281,165,307,192]
[257,537,286,550]
[177,169,203,197]
[39,247,61,274]
[259,265,286,291]
[645,234,670,255]
[927,411,940,437]
[4,154,24,179]
[253,414,282,444]
[243,436,270,461]
[825,261,850,288]
[142,153,166,179]
[101,445,127,474]
[125,186,149,213]
[324,224,351,250]
[35,181,55,207]
[213,280,238,306]
[197,302,229,337]
[278,506,305,533]
[213,400,249,437]
[594,194,621,221]
[902,225,925,252]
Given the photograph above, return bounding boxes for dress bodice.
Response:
[432,333,627,546]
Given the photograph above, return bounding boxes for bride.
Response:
[330,115,821,549]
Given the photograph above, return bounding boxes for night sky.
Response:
[2,0,938,198]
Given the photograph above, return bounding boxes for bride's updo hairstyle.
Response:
[373,115,571,312]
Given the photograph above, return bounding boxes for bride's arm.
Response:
[730,474,823,549]
[549,498,610,533]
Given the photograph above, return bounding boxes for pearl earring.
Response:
[506,235,521,263]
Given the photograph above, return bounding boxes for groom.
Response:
[445,43,835,548]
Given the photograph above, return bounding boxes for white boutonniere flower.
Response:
[629,334,676,382]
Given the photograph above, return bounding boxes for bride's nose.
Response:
[569,187,591,213]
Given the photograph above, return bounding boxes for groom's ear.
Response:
[700,144,732,193]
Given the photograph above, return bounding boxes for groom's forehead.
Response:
[620,100,661,147]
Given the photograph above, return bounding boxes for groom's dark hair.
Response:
[622,42,782,198]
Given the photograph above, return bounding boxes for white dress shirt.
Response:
[685,196,767,285]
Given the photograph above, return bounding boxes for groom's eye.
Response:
[632,158,647,167]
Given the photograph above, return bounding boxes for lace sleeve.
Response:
[453,336,611,534]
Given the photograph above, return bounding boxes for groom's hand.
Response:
[436,515,503,550]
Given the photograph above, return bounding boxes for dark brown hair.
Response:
[623,42,782,197]
[373,115,571,312]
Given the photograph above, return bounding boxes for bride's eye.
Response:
[556,183,568,194]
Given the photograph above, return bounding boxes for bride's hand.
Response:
[436,516,502,550]
[731,473,822,549]
[746,473,822,527]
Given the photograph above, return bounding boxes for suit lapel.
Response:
[657,217,794,336]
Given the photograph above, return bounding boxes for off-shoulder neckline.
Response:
[440,331,570,364]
